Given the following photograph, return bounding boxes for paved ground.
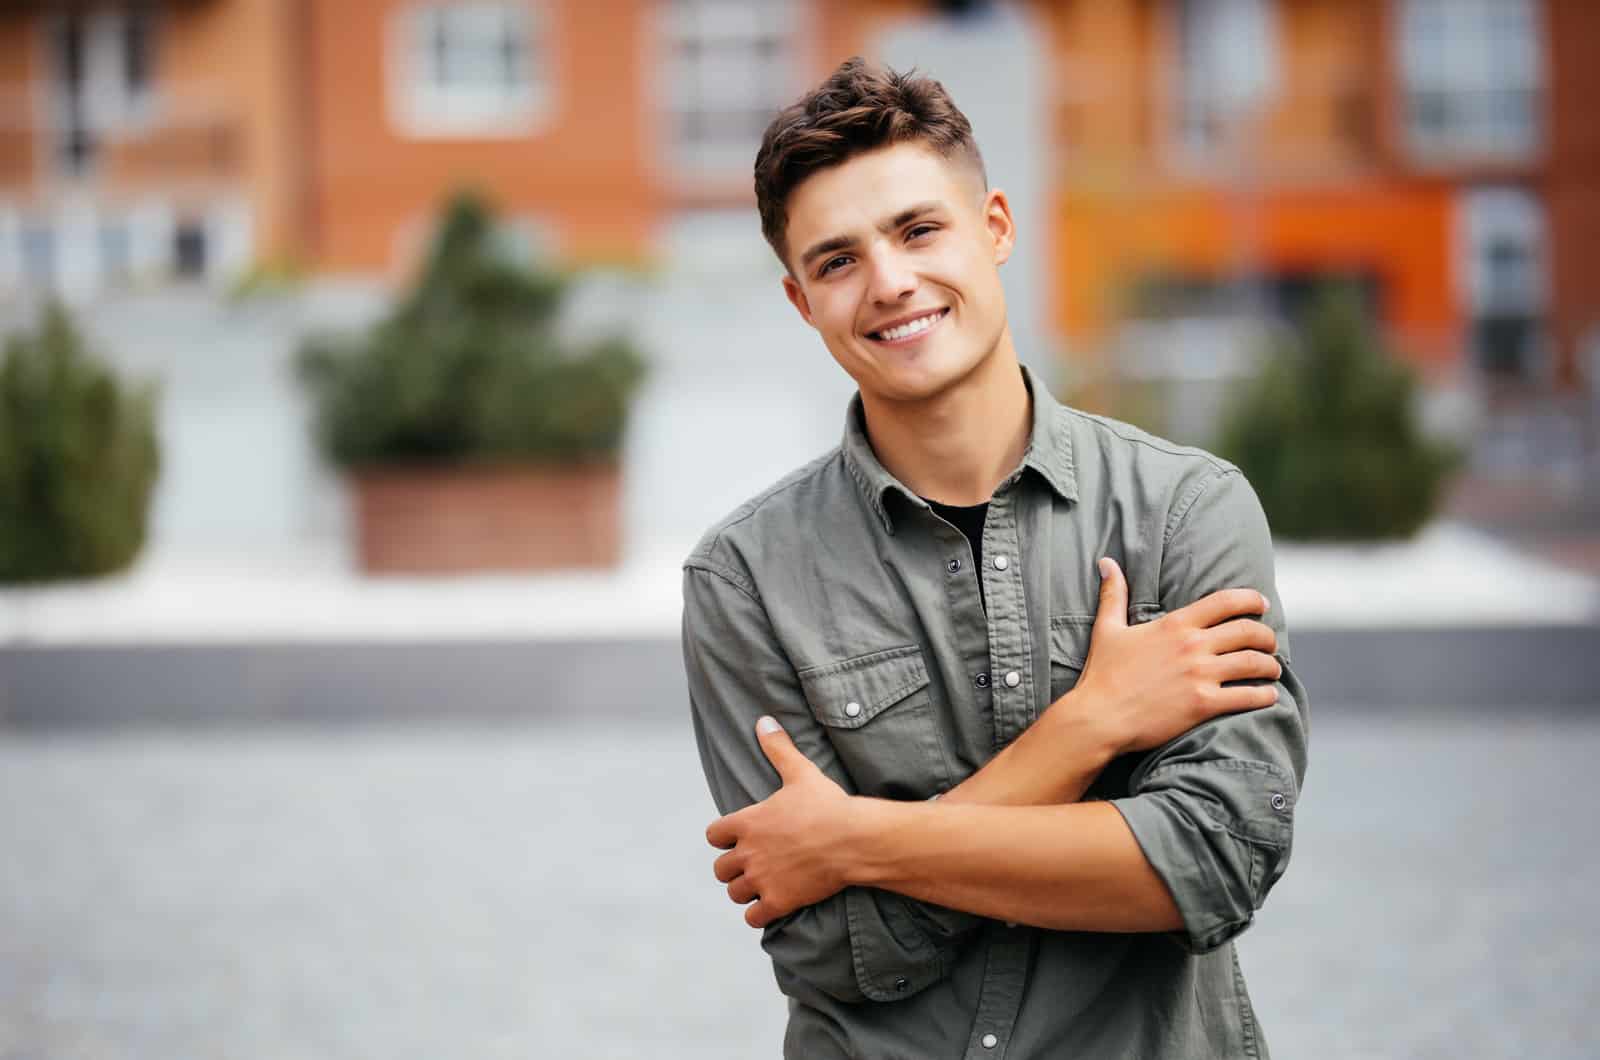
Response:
[1,711,1596,1059]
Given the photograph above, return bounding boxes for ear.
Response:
[983,188,1016,266]
[781,273,817,329]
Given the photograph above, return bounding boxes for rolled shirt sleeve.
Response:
[1110,466,1310,954]
[682,561,985,1002]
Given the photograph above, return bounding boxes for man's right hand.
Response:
[1063,557,1282,757]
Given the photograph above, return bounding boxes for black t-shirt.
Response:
[923,496,989,613]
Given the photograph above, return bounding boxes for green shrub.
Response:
[0,303,161,582]
[1215,285,1461,541]
[297,191,647,469]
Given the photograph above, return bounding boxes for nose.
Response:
[864,246,917,306]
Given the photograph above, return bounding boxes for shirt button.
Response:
[844,701,862,718]
[981,1033,999,1048]
[894,976,909,991]
[992,555,1009,571]
[1003,670,1021,688]
[974,672,990,688]
[947,558,962,574]
[1270,792,1287,810]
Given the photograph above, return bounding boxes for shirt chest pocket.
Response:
[1049,605,1168,800]
[797,645,955,801]
[1048,604,1168,703]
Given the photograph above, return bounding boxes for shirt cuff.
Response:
[1110,761,1295,954]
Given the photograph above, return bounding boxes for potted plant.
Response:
[0,302,161,583]
[1215,284,1461,540]
[297,192,646,573]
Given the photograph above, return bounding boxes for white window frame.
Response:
[1172,0,1278,158]
[658,0,801,181]
[42,5,160,178]
[387,2,551,140]
[1396,0,1543,164]
[1455,186,1548,378]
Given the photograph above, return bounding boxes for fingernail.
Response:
[1262,596,1271,613]
[756,716,781,735]
[1097,557,1111,578]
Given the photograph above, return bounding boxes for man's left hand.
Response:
[705,717,858,928]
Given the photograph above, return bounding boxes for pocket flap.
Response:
[1050,605,1166,672]
[797,646,930,730]
[1049,617,1093,671]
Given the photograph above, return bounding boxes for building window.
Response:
[173,218,207,279]
[1458,187,1547,378]
[20,221,55,287]
[1175,0,1276,156]
[48,5,158,176]
[662,0,798,179]
[390,2,548,138]
[1398,0,1542,162]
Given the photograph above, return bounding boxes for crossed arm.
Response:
[704,558,1281,934]
[685,469,1309,1001]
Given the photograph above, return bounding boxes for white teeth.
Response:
[876,310,944,341]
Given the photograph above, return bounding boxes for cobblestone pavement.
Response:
[2,711,1596,1059]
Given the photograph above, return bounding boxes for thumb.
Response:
[755,716,809,783]
[1093,556,1129,632]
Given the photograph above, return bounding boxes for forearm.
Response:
[840,797,1183,933]
[938,688,1119,807]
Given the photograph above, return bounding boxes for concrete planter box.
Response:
[350,462,622,574]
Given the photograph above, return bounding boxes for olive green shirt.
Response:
[682,364,1309,1059]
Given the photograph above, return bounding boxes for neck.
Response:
[859,331,1031,507]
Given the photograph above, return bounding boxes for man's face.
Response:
[780,142,1015,404]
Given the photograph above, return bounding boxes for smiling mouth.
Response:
[866,307,949,344]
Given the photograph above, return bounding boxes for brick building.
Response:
[0,0,1593,395]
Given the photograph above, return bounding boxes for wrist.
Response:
[837,794,899,887]
[1050,686,1125,769]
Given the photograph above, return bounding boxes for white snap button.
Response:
[992,555,1008,570]
[1005,920,1018,928]
[981,1033,999,1048]
[844,701,862,718]
[1004,670,1021,688]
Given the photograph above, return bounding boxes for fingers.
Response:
[1208,682,1282,717]
[1212,649,1284,685]
[705,813,739,850]
[745,900,776,929]
[1206,617,1277,656]
[1092,556,1129,632]
[726,875,758,905]
[755,716,809,783]
[1179,587,1269,630]
[713,849,742,883]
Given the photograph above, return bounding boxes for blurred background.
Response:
[0,0,1596,1056]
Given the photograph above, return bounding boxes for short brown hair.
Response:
[753,57,987,268]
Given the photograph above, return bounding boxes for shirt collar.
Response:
[841,362,1079,535]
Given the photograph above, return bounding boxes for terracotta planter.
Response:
[350,462,622,574]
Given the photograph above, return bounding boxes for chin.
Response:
[865,350,985,403]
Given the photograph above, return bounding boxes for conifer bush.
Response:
[1215,285,1461,540]
[0,303,161,582]
[297,192,646,469]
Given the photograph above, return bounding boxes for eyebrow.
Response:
[798,201,946,270]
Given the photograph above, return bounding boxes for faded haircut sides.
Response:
[753,56,987,271]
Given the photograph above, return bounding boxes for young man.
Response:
[682,58,1309,1058]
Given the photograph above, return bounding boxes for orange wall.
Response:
[1056,181,1459,359]
[303,0,659,274]
[1043,0,1465,367]
[0,18,39,192]
[1545,0,1600,387]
